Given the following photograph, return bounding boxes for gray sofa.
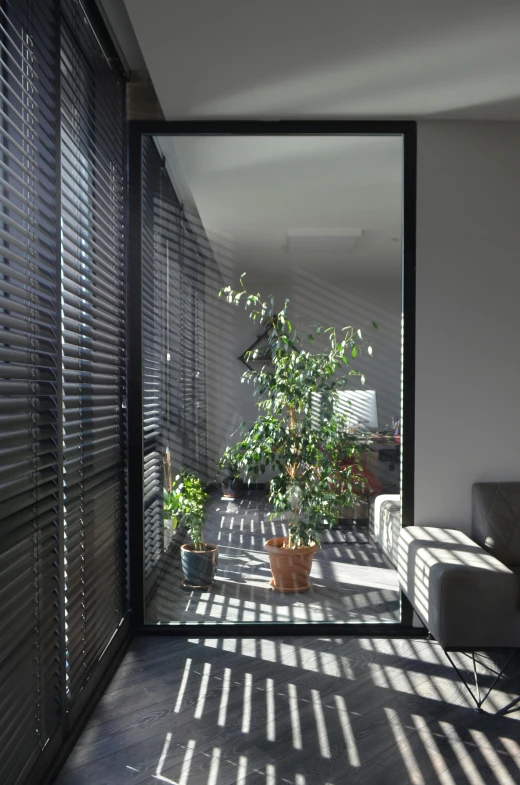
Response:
[397,482,520,710]
[398,482,520,650]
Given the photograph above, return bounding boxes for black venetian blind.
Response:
[60,0,127,706]
[0,1,61,783]
[180,223,208,478]
[141,137,208,598]
[142,136,177,595]
[0,1,128,782]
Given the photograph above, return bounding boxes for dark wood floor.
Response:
[55,636,520,785]
[147,492,400,625]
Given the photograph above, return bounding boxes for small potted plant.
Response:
[219,276,372,592]
[218,446,245,498]
[164,471,217,588]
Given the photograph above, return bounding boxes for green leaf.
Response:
[351,346,358,358]
[307,334,314,342]
[372,321,378,330]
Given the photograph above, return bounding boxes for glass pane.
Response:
[143,134,404,626]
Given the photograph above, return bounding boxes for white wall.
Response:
[415,121,520,533]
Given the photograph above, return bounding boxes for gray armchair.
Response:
[398,482,520,710]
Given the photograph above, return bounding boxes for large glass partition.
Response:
[130,124,415,629]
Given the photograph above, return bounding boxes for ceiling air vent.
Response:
[286,229,362,253]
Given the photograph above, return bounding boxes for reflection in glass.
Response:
[142,135,404,625]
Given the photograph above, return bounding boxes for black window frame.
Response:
[128,120,418,637]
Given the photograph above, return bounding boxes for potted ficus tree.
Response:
[219,276,374,593]
[164,470,217,588]
[217,446,245,498]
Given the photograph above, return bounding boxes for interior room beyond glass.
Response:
[141,134,405,626]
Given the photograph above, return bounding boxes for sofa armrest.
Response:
[370,494,400,566]
[398,526,520,648]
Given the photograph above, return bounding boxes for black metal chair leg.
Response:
[461,651,504,678]
[472,652,482,708]
[444,649,517,712]
[477,650,517,711]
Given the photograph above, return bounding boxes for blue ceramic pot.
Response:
[181,543,218,587]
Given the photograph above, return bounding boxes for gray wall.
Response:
[415,121,520,533]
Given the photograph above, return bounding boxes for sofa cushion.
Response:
[398,526,520,648]
[472,483,520,566]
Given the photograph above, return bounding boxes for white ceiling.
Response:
[120,0,520,120]
[104,0,520,280]
[157,135,403,279]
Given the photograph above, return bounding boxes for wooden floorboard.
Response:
[147,491,400,625]
[54,637,520,785]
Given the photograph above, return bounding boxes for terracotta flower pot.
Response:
[180,543,218,588]
[264,536,318,593]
